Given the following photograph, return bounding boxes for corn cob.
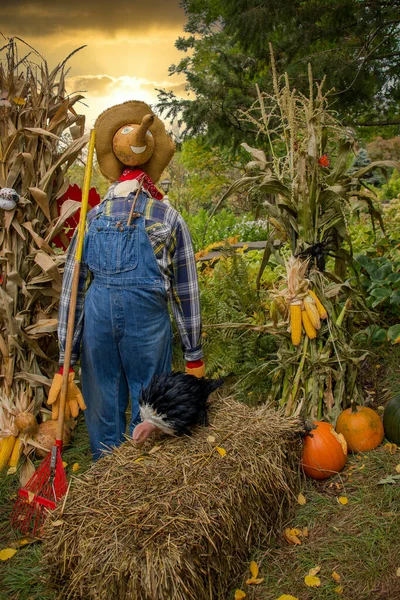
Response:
[290,302,302,346]
[309,290,328,319]
[302,309,317,339]
[8,437,22,468]
[304,295,321,330]
[0,436,17,472]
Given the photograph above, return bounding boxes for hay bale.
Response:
[43,395,303,600]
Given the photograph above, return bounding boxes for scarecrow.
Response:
[48,101,204,459]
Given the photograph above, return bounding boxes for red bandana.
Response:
[119,168,164,200]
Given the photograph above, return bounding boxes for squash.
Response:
[383,394,400,445]
[336,404,384,453]
[33,420,71,458]
[302,421,348,480]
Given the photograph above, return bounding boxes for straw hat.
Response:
[94,100,175,183]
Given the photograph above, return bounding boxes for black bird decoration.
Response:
[132,372,224,444]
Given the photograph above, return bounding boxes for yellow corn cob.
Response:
[302,309,317,339]
[309,290,328,319]
[290,302,302,346]
[0,436,17,472]
[8,437,22,468]
[304,295,321,330]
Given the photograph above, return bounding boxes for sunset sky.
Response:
[2,0,189,126]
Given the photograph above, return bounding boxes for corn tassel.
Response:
[302,309,317,339]
[309,290,328,319]
[304,295,321,329]
[290,302,302,346]
[0,436,17,472]
[8,437,22,468]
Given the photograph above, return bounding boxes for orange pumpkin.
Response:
[302,421,348,480]
[335,405,384,453]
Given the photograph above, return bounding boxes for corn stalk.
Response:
[217,48,400,420]
[0,37,87,436]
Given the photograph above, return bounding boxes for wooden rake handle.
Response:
[57,129,96,444]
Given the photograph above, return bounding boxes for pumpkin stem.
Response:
[350,399,358,414]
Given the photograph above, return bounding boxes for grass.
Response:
[0,346,399,600]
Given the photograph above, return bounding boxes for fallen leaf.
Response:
[335,585,344,594]
[13,97,26,105]
[62,461,68,468]
[356,455,363,460]
[304,575,321,587]
[276,596,299,600]
[51,520,64,527]
[7,466,17,475]
[0,548,18,561]
[206,435,216,443]
[283,528,302,545]
[396,465,400,474]
[302,527,309,537]
[72,463,80,472]
[395,567,400,577]
[308,566,321,577]
[297,493,306,505]
[148,445,162,455]
[246,577,265,585]
[134,457,145,463]
[384,443,398,455]
[332,571,341,583]
[216,446,226,457]
[377,474,400,485]
[27,491,35,504]
[234,590,246,599]
[9,536,37,549]
[250,560,259,578]
[358,464,365,470]
[337,496,348,505]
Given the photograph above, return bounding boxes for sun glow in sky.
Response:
[1,0,189,127]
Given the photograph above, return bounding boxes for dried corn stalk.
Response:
[0,37,87,441]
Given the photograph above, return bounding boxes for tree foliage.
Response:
[158,0,400,148]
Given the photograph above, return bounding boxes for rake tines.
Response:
[11,444,68,536]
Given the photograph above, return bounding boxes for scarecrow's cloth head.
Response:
[95,100,175,183]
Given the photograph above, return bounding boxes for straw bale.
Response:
[42,395,303,600]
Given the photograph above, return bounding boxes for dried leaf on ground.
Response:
[234,590,246,599]
[297,492,306,505]
[395,464,400,474]
[0,548,18,561]
[249,560,259,578]
[72,463,80,472]
[283,528,302,545]
[377,474,400,485]
[384,443,398,455]
[396,567,400,577]
[246,577,265,585]
[335,585,344,594]
[216,446,227,457]
[332,571,341,582]
[304,575,321,587]
[308,565,321,577]
[337,496,348,505]
[276,596,299,600]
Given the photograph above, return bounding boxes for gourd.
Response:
[336,403,384,453]
[33,420,71,458]
[383,394,400,445]
[302,421,348,480]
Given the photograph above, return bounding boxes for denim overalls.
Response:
[81,192,172,459]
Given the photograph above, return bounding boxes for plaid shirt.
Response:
[58,183,203,365]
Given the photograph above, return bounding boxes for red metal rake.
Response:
[11,129,95,536]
